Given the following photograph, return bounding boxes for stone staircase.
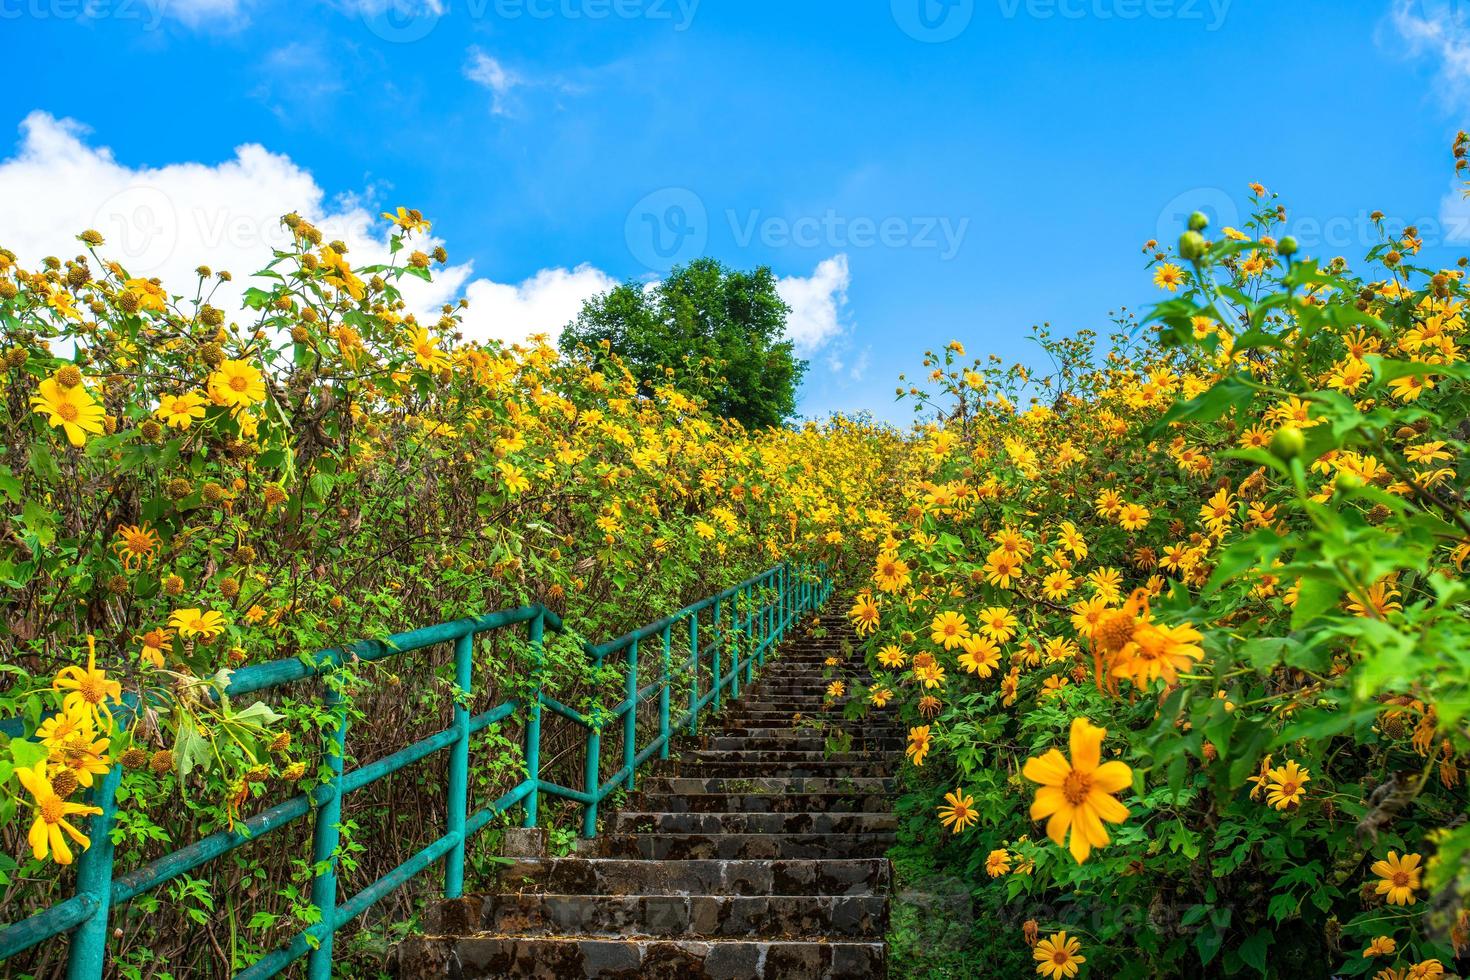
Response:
[393,615,899,978]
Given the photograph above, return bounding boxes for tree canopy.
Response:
[558,258,806,429]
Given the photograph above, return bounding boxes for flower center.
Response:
[57,402,80,422]
[78,675,106,704]
[1279,780,1298,796]
[1392,871,1410,888]
[229,375,248,392]
[40,795,65,824]
[1052,950,1070,965]
[1062,769,1092,806]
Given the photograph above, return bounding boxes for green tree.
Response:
[559,258,806,428]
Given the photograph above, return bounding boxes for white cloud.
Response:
[459,265,618,345]
[777,254,850,356]
[1387,0,1470,101]
[0,111,610,345]
[155,0,250,28]
[1439,178,1470,244]
[464,48,524,116]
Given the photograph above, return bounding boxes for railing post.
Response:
[712,598,722,711]
[582,651,604,838]
[622,638,638,791]
[64,697,131,980]
[445,631,474,896]
[730,589,742,699]
[687,613,700,735]
[523,610,545,828]
[658,625,672,760]
[306,656,348,980]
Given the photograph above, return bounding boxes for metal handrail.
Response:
[0,560,833,979]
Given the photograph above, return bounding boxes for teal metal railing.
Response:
[0,560,833,979]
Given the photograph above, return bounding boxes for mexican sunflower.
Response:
[1033,931,1085,979]
[1023,717,1132,863]
[16,761,102,865]
[1371,851,1422,906]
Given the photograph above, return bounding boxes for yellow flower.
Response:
[52,642,122,728]
[978,606,1018,643]
[826,680,846,700]
[406,326,450,372]
[1387,373,1434,402]
[208,359,266,410]
[849,595,881,636]
[983,548,1024,588]
[16,761,102,865]
[873,551,911,593]
[381,206,431,234]
[1363,936,1397,958]
[868,686,893,708]
[154,391,208,429]
[930,610,971,650]
[1041,569,1076,601]
[1371,851,1422,906]
[169,608,226,639]
[112,524,160,570]
[876,644,907,669]
[957,634,1001,677]
[1117,502,1151,531]
[1153,263,1186,291]
[914,661,947,690]
[1023,717,1132,863]
[124,277,168,312]
[938,790,978,833]
[906,725,932,767]
[1033,931,1085,979]
[984,848,1010,876]
[1262,760,1309,810]
[30,376,105,447]
[1110,618,1204,690]
[499,461,530,495]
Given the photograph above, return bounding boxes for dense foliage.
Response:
[0,211,900,976]
[559,257,806,428]
[844,157,1470,978]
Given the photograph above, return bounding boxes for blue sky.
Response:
[4,0,1468,423]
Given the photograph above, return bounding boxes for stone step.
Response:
[611,811,898,835]
[700,737,903,752]
[594,833,897,860]
[633,792,892,814]
[392,936,886,978]
[429,893,887,940]
[638,775,895,795]
[655,761,892,779]
[492,857,891,897]
[702,729,903,744]
[677,750,898,764]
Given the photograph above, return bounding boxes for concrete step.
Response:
[491,857,891,897]
[655,761,892,779]
[428,893,887,940]
[393,936,887,978]
[638,775,896,795]
[632,792,892,814]
[594,833,896,860]
[611,811,898,835]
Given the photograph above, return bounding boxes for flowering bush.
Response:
[854,148,1470,977]
[0,210,903,973]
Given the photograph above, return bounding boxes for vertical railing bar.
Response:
[444,631,474,897]
[523,610,545,828]
[711,597,723,711]
[306,653,347,980]
[581,650,604,838]
[687,611,700,736]
[622,638,638,791]
[657,624,672,760]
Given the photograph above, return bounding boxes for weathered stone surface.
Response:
[395,614,895,978]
